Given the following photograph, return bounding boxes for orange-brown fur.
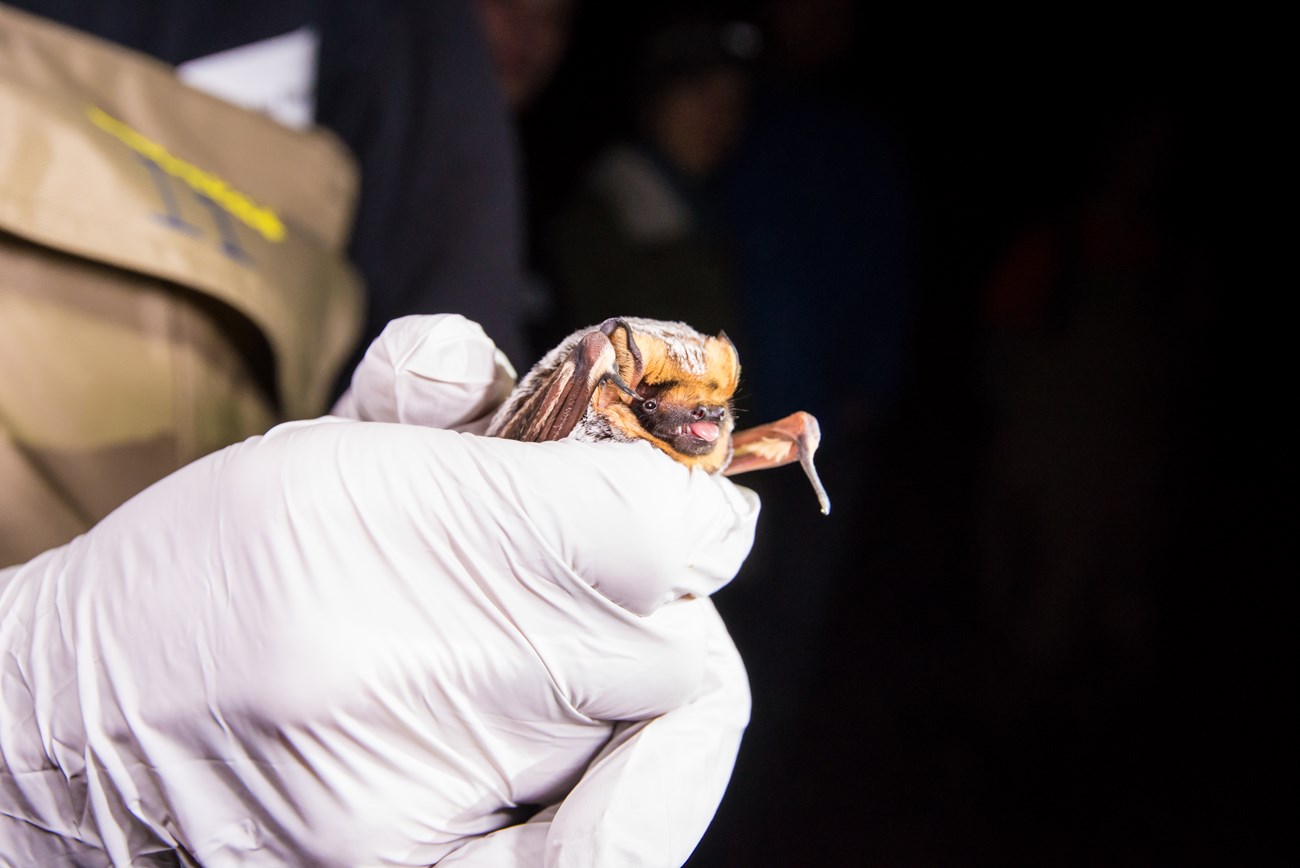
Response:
[594,331,740,472]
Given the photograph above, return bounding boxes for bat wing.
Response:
[489,319,643,442]
[726,411,831,515]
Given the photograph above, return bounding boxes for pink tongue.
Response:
[688,421,720,442]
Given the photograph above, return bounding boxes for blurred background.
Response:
[511,4,1272,864]
[4,0,1277,864]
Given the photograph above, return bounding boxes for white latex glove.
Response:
[330,313,516,432]
[0,316,759,868]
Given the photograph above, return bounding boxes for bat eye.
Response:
[641,399,658,412]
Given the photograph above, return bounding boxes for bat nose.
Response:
[691,405,726,422]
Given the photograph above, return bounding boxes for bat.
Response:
[487,317,830,514]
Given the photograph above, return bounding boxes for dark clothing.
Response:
[315,0,529,382]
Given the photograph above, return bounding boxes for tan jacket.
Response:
[0,4,364,565]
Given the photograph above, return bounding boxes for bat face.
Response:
[489,316,830,513]
[595,320,739,471]
[489,318,739,472]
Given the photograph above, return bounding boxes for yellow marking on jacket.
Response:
[86,105,286,243]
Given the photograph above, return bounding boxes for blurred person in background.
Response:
[546,13,759,341]
[478,0,576,113]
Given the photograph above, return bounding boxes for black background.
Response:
[520,3,1279,866]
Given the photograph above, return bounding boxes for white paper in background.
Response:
[177,26,318,130]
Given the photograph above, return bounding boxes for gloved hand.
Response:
[330,313,517,433]
[0,315,759,867]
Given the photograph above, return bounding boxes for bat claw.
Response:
[800,448,832,515]
[602,370,641,402]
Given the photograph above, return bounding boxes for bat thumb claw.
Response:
[725,410,831,515]
[603,371,641,402]
[790,412,830,514]
[800,449,832,515]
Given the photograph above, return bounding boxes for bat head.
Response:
[490,315,830,512]
[596,318,740,472]
[488,317,740,472]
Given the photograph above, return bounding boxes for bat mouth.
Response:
[653,420,722,455]
[683,420,721,442]
[630,394,731,459]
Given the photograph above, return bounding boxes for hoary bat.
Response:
[487,317,830,514]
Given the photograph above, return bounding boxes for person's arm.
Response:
[438,597,750,868]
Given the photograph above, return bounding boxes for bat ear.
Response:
[598,318,646,390]
[714,330,741,384]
